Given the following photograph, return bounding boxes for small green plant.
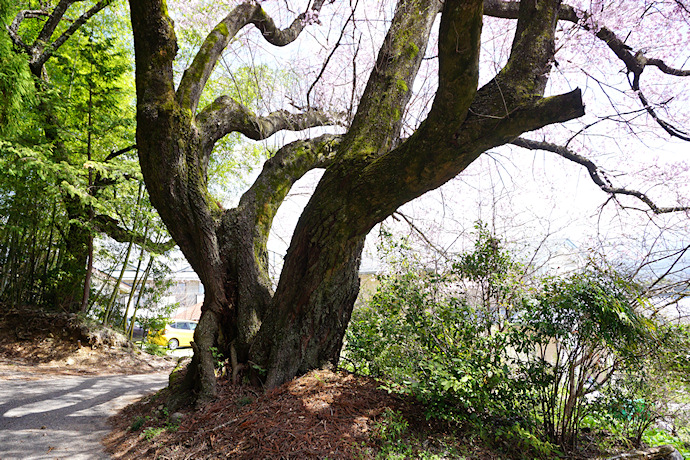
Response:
[250,362,267,376]
[368,409,464,459]
[129,415,146,431]
[165,420,180,433]
[141,426,166,441]
[209,346,228,377]
[143,342,167,356]
[374,409,409,443]
[484,422,560,459]
[372,409,413,458]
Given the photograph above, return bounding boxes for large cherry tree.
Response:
[127,0,689,402]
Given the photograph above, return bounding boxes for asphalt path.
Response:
[0,372,169,460]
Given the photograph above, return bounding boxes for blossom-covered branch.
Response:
[483,0,690,141]
[511,137,690,214]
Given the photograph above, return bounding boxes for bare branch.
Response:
[92,214,176,254]
[351,89,585,230]
[251,0,328,46]
[104,144,137,162]
[393,211,451,261]
[511,137,690,214]
[642,58,690,77]
[34,0,74,47]
[634,82,690,141]
[307,0,359,109]
[177,0,329,113]
[197,95,337,145]
[643,244,690,296]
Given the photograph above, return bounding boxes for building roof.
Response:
[173,302,203,321]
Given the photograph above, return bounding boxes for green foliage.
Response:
[141,426,166,441]
[345,224,659,454]
[587,323,690,450]
[130,398,181,442]
[479,422,560,460]
[346,227,536,425]
[0,2,171,313]
[129,415,147,431]
[642,429,690,459]
[210,346,228,377]
[0,1,35,134]
[143,342,168,357]
[372,409,412,459]
[516,268,654,448]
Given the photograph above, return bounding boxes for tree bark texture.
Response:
[128,0,586,401]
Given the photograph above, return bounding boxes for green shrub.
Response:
[143,342,168,356]
[345,224,657,453]
[345,226,537,424]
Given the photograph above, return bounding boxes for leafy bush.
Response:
[345,224,657,453]
[346,226,537,424]
[515,269,654,448]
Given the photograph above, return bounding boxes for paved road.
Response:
[0,373,169,460]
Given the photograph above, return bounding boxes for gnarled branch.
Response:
[250,0,329,46]
[646,58,690,77]
[176,0,328,113]
[197,96,336,144]
[8,10,48,52]
[483,0,579,22]
[238,134,341,251]
[196,95,337,173]
[511,137,690,214]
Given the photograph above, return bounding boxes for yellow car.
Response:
[149,320,197,350]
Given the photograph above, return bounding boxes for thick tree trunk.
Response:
[250,225,365,388]
[127,0,587,400]
[50,200,90,312]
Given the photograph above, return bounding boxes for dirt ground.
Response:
[103,368,490,460]
[0,306,175,379]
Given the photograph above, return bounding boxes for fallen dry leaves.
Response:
[105,369,414,459]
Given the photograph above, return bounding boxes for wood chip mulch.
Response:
[105,369,414,459]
